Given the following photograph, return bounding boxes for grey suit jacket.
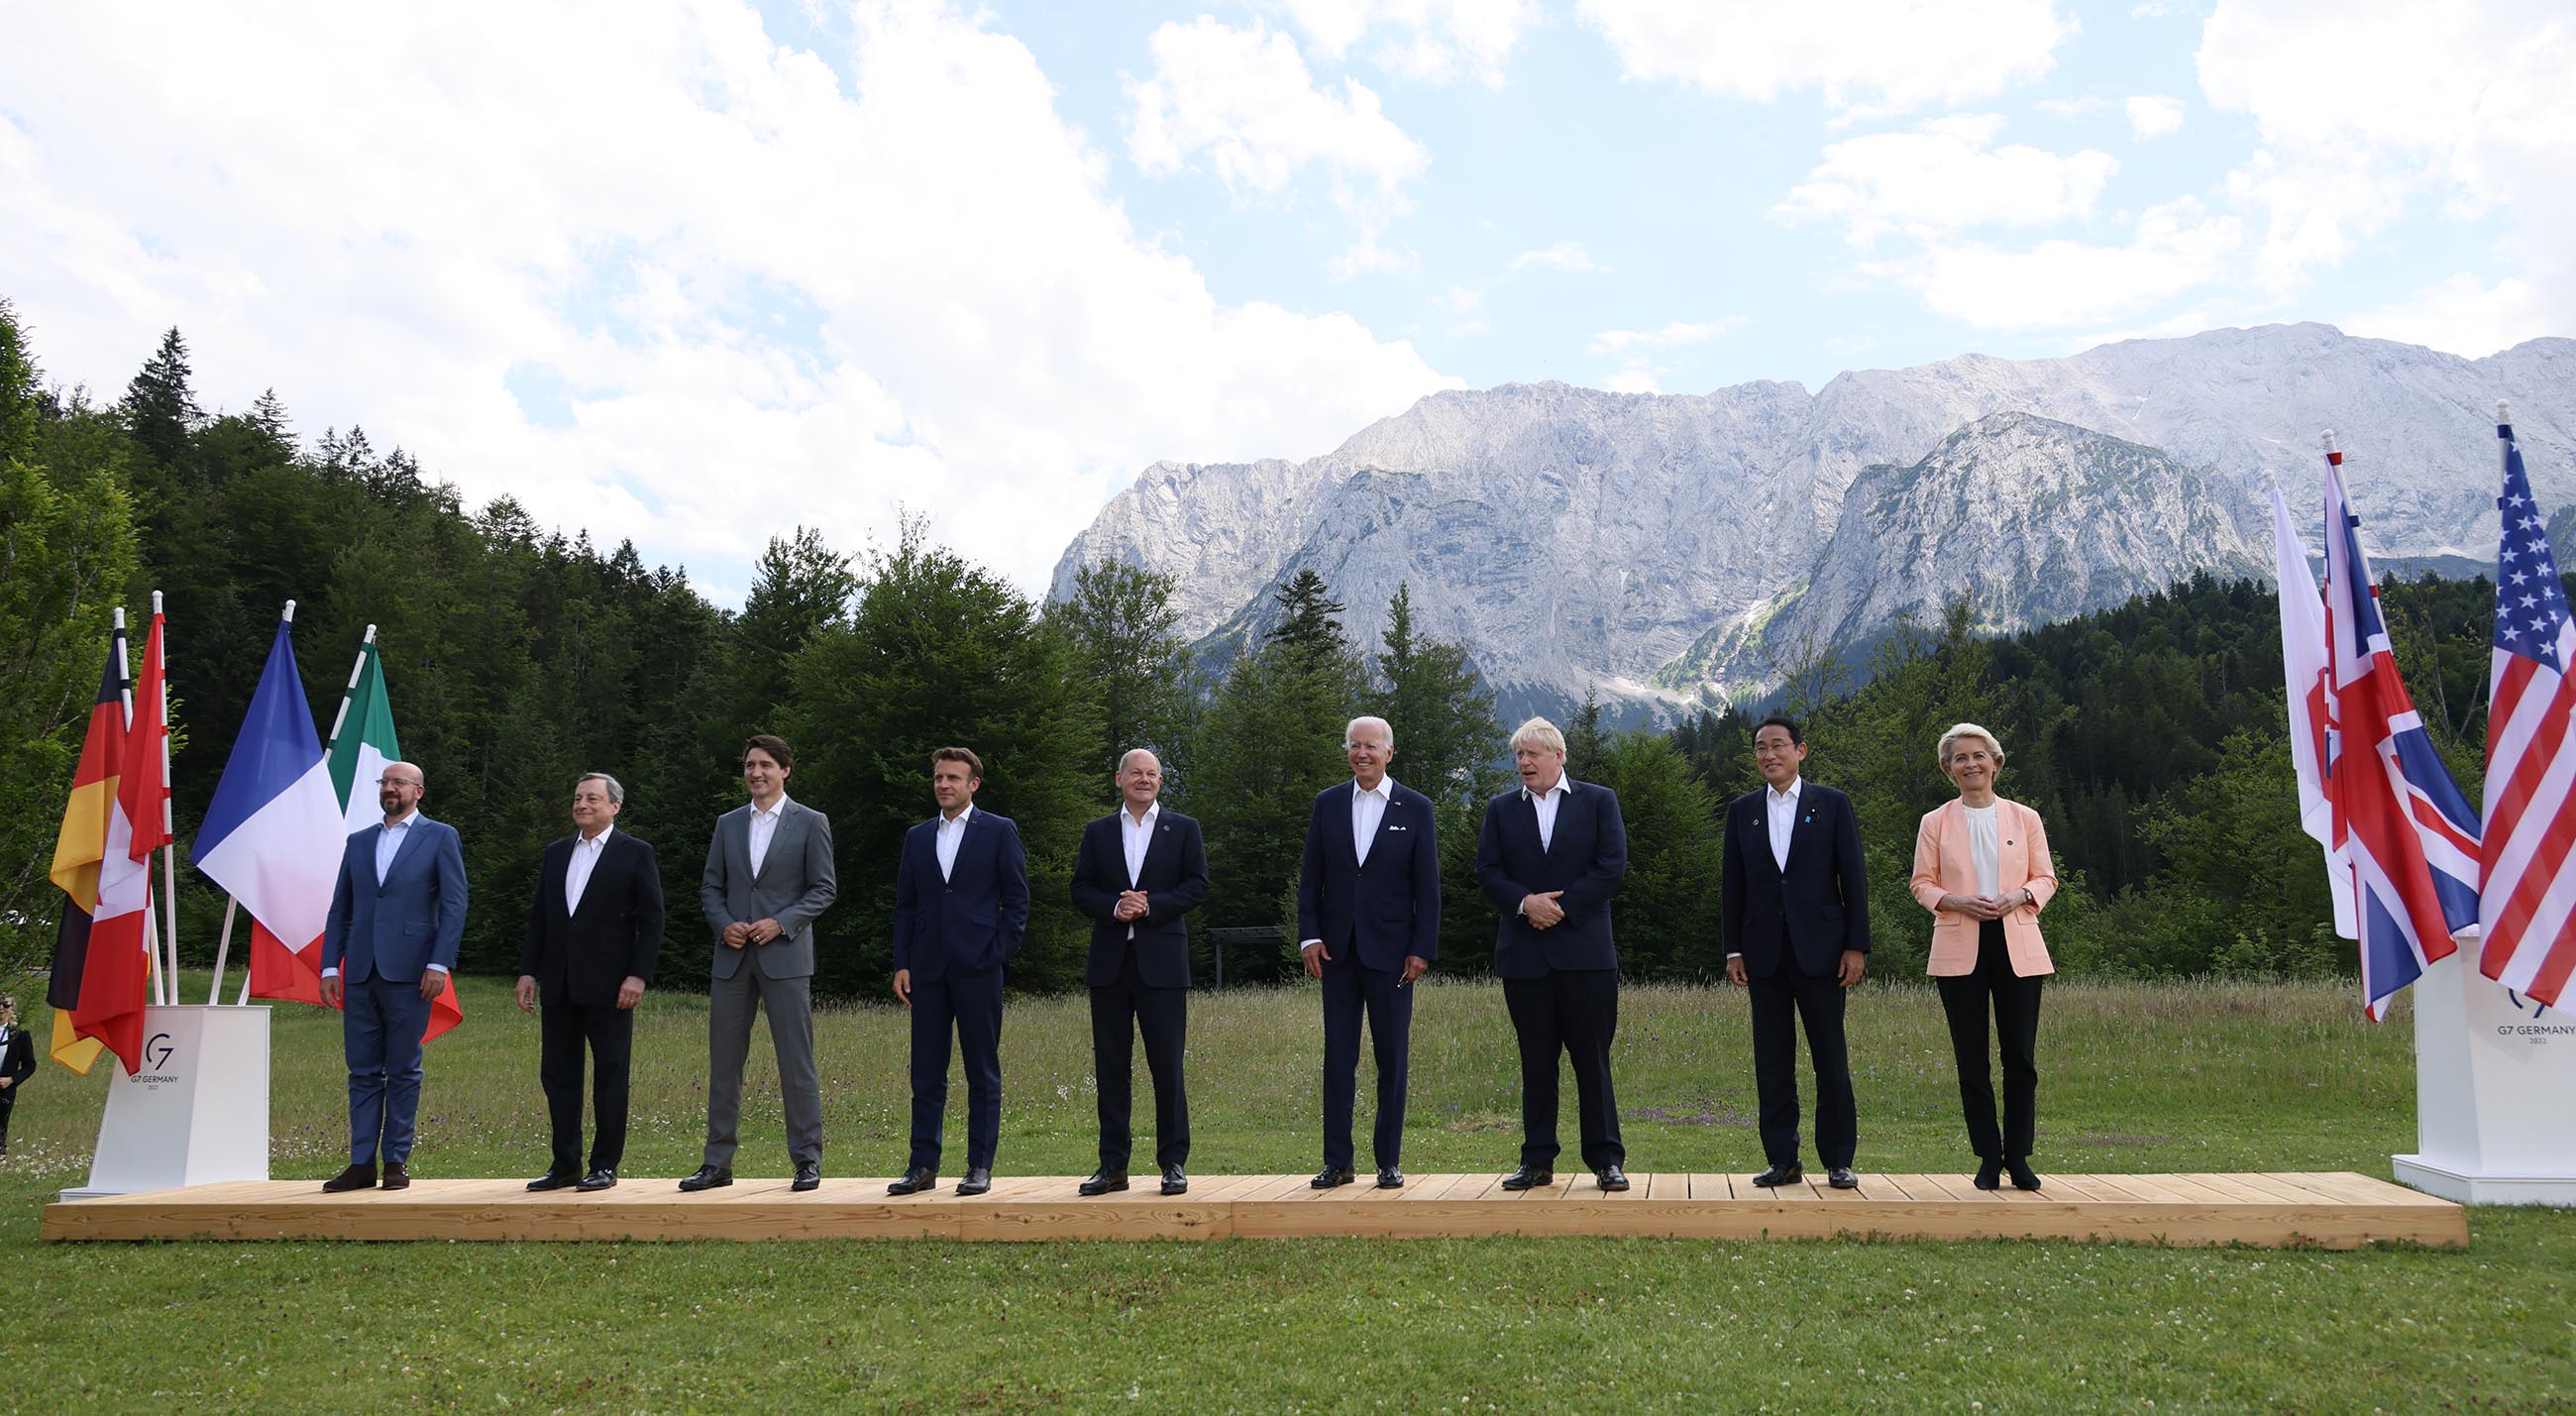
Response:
[700,797,838,981]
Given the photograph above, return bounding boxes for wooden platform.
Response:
[41,1171,2464,1248]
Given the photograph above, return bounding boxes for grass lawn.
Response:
[2,973,2568,1411]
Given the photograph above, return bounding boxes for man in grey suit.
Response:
[682,733,837,1193]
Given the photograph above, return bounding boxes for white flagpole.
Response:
[154,591,181,1007]
[112,606,162,1007]
[209,896,238,1005]
[325,621,376,748]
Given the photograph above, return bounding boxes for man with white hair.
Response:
[1474,716,1633,1191]
[1295,714,1441,1189]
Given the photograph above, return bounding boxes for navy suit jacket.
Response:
[892,808,1030,983]
[1070,808,1211,989]
[1474,779,1629,978]
[1295,779,1441,973]
[1721,780,1871,977]
[323,814,468,984]
[519,829,667,1007]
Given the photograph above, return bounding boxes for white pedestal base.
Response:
[59,1005,271,1201]
[2391,1154,2576,1207]
[2396,954,2576,1208]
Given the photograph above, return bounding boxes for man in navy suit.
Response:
[1475,716,1632,1191]
[516,772,665,1192]
[1296,714,1439,1189]
[1722,714,1871,1190]
[1069,749,1210,1197]
[889,746,1029,1198]
[319,760,467,1192]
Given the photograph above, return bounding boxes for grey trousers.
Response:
[702,963,823,1168]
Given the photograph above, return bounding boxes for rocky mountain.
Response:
[1050,324,2576,714]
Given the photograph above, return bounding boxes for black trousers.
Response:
[909,968,1006,1172]
[1319,951,1412,1170]
[0,1088,16,1149]
[1748,943,1858,1169]
[540,998,636,1174]
[1091,948,1189,1170]
[1503,969,1624,1170]
[1938,919,2044,1161]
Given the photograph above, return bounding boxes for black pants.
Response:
[1503,969,1624,1170]
[540,998,635,1174]
[1091,948,1189,1170]
[0,1088,15,1150]
[1319,951,1412,1170]
[909,968,1006,1172]
[1748,945,1857,1169]
[1937,919,2045,1160]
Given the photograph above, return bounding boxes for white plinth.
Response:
[59,1005,270,1201]
[2396,953,2576,1207]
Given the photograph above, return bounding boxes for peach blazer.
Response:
[1910,797,2059,978]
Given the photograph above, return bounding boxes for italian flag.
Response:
[324,631,463,1041]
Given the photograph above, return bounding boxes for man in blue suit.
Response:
[888,746,1028,1198]
[1296,714,1439,1189]
[319,760,467,1192]
[1474,716,1632,1192]
[1722,714,1871,1190]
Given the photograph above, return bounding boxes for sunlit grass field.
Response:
[2,973,2568,1411]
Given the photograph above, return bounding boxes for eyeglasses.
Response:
[376,777,420,788]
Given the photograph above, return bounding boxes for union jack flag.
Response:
[2478,410,2576,1009]
[2321,443,2482,1021]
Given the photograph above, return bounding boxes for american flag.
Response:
[2321,444,2483,1021]
[2478,410,2576,1009]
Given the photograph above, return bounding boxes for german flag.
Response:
[44,618,128,1075]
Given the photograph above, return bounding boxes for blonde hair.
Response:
[1936,721,2004,768]
[1510,716,1567,755]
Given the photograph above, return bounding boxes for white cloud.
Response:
[1578,0,2077,116]
[1432,284,1484,314]
[1263,0,1540,87]
[1510,241,1607,272]
[2126,93,2186,138]
[2035,95,2110,119]
[0,1,1457,595]
[1600,368,1664,394]
[2343,273,2551,360]
[1126,17,1428,198]
[1878,198,2246,330]
[1588,320,1741,355]
[1773,115,2117,249]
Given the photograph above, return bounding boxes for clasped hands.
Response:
[1940,889,2031,922]
[1520,890,1566,929]
[1114,890,1151,923]
[722,918,786,948]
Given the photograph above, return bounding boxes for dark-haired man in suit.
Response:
[888,746,1029,1198]
[517,772,666,1193]
[1296,714,1440,1190]
[1723,714,1871,1190]
[684,733,837,1194]
[1069,749,1210,1197]
[1475,716,1632,1192]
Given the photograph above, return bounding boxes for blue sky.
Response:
[3,1,2566,597]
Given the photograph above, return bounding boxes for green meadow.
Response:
[2,974,2569,1411]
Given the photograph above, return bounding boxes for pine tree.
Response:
[118,326,203,468]
[1045,559,1199,785]
[1371,581,1503,808]
[1265,567,1347,670]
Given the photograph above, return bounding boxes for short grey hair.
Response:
[1116,748,1161,776]
[1344,715,1393,749]
[1509,716,1566,755]
[575,772,625,806]
[1936,722,2004,768]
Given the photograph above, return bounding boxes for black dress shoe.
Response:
[1376,1167,1406,1189]
[379,1162,410,1191]
[1160,1165,1188,1196]
[956,1166,994,1197]
[2007,1158,2042,1191]
[321,1162,376,1193]
[1080,1169,1129,1196]
[887,1166,937,1195]
[1595,1165,1631,1191]
[1752,1162,1804,1188]
[526,1169,581,1192]
[1827,1166,1860,1190]
[679,1164,734,1192]
[1500,1163,1553,1191]
[1973,1157,2003,1190]
[577,1168,618,1192]
[792,1161,821,1192]
[1311,1165,1355,1189]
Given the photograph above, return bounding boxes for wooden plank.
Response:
[1686,1173,1734,1201]
[1643,1171,1685,1200]
[2313,1170,2460,1207]
[1399,1173,1480,1202]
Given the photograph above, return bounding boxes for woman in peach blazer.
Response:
[1910,722,2058,1191]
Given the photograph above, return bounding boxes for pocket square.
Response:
[1388,824,1409,831]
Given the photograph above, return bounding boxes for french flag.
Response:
[190,616,346,1007]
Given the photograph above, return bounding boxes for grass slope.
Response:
[2,975,2568,1411]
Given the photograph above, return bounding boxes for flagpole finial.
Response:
[282,599,297,623]
[2321,430,2339,456]
[2499,399,2513,425]
[151,589,162,615]
[363,623,377,644]
[113,606,126,629]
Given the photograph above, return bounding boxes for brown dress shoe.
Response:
[380,1162,411,1191]
[322,1162,376,1193]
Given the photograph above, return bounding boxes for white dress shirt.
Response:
[1119,801,1160,939]
[935,804,976,882]
[326,810,444,979]
[1301,777,1400,951]
[566,823,614,914]
[746,795,790,876]
[1965,803,2002,898]
[1767,776,1803,872]
[1525,774,1575,851]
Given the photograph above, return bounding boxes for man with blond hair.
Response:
[1474,717,1633,1191]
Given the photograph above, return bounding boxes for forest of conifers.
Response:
[2,305,2522,998]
